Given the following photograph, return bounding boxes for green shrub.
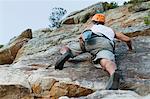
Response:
[0,45,4,48]
[80,13,90,23]
[144,13,150,25]
[123,2,128,5]
[103,2,119,11]
[109,2,119,9]
[124,0,148,5]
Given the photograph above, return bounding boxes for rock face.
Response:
[0,29,32,65]
[115,36,150,96]
[0,67,31,99]
[105,1,150,35]
[60,90,147,99]
[62,2,104,24]
[0,1,150,99]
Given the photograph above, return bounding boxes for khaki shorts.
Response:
[67,37,115,63]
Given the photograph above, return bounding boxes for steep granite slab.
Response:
[0,29,32,65]
[115,36,150,96]
[0,1,149,98]
[0,67,31,99]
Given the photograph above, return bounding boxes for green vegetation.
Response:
[123,2,128,5]
[49,7,67,29]
[0,45,4,48]
[80,13,91,23]
[103,2,119,11]
[109,2,119,9]
[127,0,149,12]
[144,13,150,25]
[124,0,148,5]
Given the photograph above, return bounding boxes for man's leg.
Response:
[100,59,116,75]
[100,59,120,90]
[55,40,83,70]
[55,46,72,70]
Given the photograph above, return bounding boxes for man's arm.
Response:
[78,34,86,52]
[115,32,132,51]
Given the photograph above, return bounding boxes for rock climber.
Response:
[55,14,132,90]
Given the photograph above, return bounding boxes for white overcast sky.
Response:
[0,0,130,44]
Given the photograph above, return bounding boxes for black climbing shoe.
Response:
[55,52,72,70]
[106,70,120,90]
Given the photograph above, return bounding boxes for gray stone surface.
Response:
[0,68,31,99]
[0,1,150,98]
[0,29,32,65]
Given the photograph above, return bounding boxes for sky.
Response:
[0,0,130,44]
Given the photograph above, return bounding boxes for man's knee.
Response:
[60,46,70,54]
[100,58,116,69]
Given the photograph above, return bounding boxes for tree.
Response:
[49,7,67,30]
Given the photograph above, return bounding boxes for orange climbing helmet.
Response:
[92,14,105,23]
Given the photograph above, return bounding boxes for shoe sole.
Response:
[55,52,71,70]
